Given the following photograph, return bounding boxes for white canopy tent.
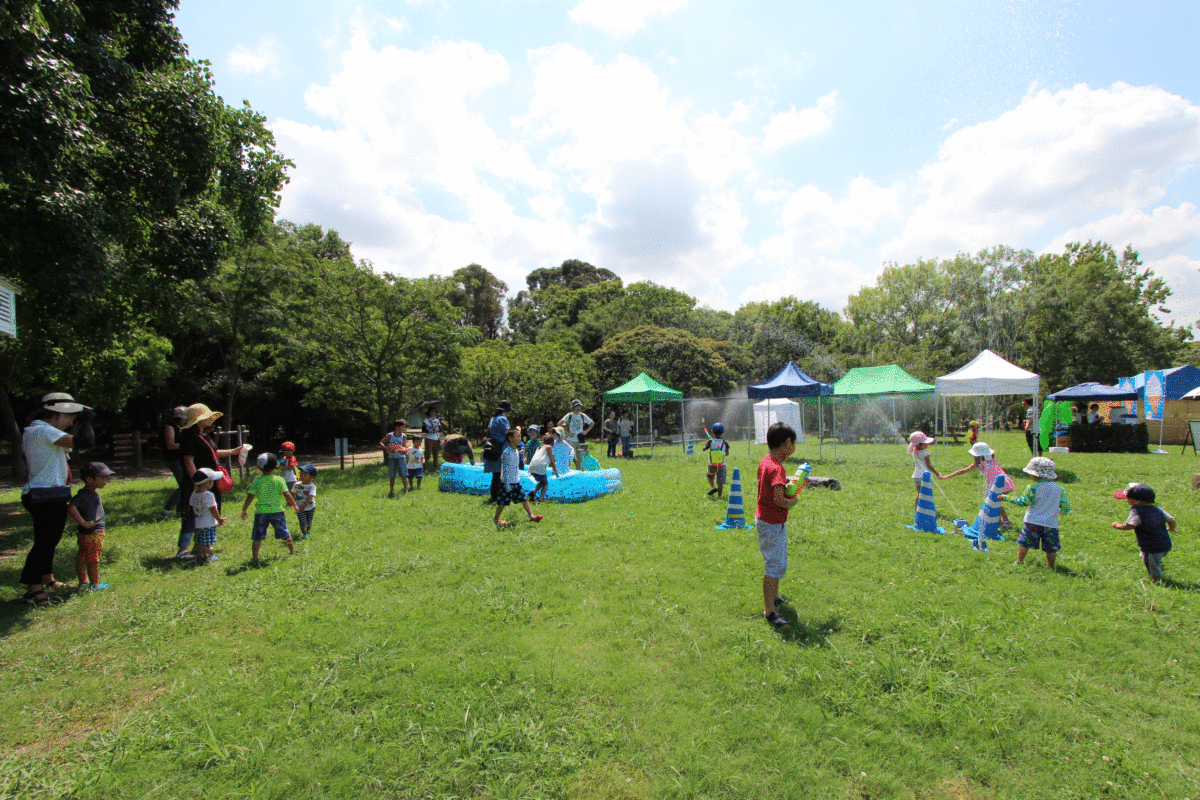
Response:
[753,399,804,444]
[934,349,1041,489]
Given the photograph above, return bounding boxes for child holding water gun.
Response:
[702,422,731,498]
[940,442,1014,527]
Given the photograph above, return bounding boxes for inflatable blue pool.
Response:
[438,462,622,503]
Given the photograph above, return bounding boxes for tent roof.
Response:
[1047,382,1139,402]
[601,372,683,403]
[753,398,798,408]
[1118,365,1200,400]
[833,364,934,398]
[747,361,833,399]
[935,349,1040,397]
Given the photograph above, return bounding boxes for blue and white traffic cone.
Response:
[686,434,694,455]
[716,467,750,529]
[906,471,945,534]
[963,474,1006,548]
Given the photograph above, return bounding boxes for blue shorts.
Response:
[1018,522,1060,553]
[195,526,218,547]
[531,471,549,488]
[388,457,404,478]
[407,467,424,480]
[756,517,788,579]
[251,512,292,542]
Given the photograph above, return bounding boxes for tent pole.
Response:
[650,401,654,455]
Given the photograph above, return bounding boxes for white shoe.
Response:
[177,551,196,561]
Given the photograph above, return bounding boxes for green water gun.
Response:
[784,462,811,497]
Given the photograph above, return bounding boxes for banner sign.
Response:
[1142,371,1165,421]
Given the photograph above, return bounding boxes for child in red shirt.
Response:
[756,422,805,629]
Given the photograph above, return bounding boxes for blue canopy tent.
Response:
[1047,382,1140,402]
[747,361,835,460]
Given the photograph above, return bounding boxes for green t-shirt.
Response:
[249,474,290,513]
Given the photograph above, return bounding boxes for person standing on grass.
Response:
[160,406,188,520]
[757,422,803,630]
[178,403,243,560]
[940,442,1015,528]
[1008,457,1070,569]
[293,464,318,539]
[20,392,95,606]
[618,409,633,457]
[603,411,619,458]
[67,462,116,591]
[189,468,226,564]
[380,420,407,498]
[558,399,593,470]
[242,453,299,563]
[494,427,543,527]
[405,435,425,491]
[422,407,442,471]
[907,431,941,507]
[702,422,731,498]
[278,441,298,491]
[484,402,512,503]
[1111,483,1175,583]
[1023,398,1041,456]
[527,432,559,502]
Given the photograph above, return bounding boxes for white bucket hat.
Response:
[41,392,87,414]
[968,442,994,458]
[1023,457,1057,480]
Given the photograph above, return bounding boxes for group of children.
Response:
[381,421,426,497]
[906,429,1176,581]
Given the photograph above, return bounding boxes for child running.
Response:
[1008,457,1070,568]
[189,467,226,563]
[293,464,318,539]
[940,442,1015,527]
[756,423,804,630]
[527,432,559,502]
[242,452,299,563]
[1111,483,1176,583]
[702,422,731,498]
[67,462,117,590]
[907,431,941,507]
[494,427,543,527]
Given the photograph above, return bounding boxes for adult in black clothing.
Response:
[484,400,512,502]
[176,403,242,560]
[160,406,188,520]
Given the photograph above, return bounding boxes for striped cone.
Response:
[686,434,694,455]
[906,471,945,534]
[962,474,1006,546]
[716,467,750,529]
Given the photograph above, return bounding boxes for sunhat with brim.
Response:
[181,403,222,429]
[908,431,935,445]
[193,467,222,484]
[968,442,994,458]
[1023,457,1057,480]
[41,392,87,414]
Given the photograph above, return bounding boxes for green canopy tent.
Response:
[804,364,935,444]
[601,372,684,454]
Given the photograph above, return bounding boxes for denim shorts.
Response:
[756,517,788,579]
[251,512,292,542]
[195,526,218,547]
[1018,522,1060,553]
[388,456,404,478]
[407,468,424,480]
[531,472,549,488]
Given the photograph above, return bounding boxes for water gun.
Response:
[702,427,713,440]
[784,462,812,497]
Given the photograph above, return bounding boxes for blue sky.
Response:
[174,0,1200,326]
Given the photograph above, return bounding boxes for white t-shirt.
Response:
[293,481,316,510]
[617,419,632,437]
[552,440,575,474]
[563,412,592,437]
[190,489,219,529]
[22,420,70,492]
[528,445,551,475]
[911,449,933,480]
[406,446,424,469]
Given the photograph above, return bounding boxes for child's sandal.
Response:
[763,611,788,629]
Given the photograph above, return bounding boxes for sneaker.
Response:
[91,583,111,591]
[177,552,196,561]
[530,515,543,523]
[160,510,173,520]
[207,556,219,563]
[707,487,718,496]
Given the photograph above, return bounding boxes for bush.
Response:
[1068,422,1148,453]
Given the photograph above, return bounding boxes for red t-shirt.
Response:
[756,454,789,524]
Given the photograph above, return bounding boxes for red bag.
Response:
[216,466,233,494]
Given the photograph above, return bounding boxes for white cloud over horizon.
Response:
[569,0,689,37]
[226,40,280,74]
[265,22,1200,330]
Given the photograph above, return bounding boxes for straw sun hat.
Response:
[181,403,222,429]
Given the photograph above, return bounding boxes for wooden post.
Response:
[133,431,143,470]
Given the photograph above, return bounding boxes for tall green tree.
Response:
[592,325,736,397]
[290,261,473,435]
[447,264,507,339]
[730,297,847,382]
[458,340,596,434]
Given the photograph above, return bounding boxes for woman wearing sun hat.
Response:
[19,392,95,606]
[175,403,244,560]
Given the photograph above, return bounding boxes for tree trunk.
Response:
[0,382,28,482]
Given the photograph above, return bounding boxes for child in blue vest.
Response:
[1111,483,1176,582]
[702,422,731,498]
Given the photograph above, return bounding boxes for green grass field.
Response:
[1,431,1197,799]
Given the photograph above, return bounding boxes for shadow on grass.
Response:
[138,554,189,574]
[1161,576,1200,592]
[769,609,843,647]
[1052,562,1097,580]
[225,560,269,576]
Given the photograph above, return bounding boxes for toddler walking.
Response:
[293,464,318,538]
[1111,483,1176,582]
[494,427,543,527]
[1008,457,1070,568]
[242,453,299,563]
[189,467,227,563]
[702,422,730,497]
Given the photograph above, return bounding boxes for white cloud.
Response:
[569,0,689,37]
[762,91,838,151]
[884,82,1200,261]
[226,40,280,74]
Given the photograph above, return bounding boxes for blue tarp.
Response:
[1120,365,1200,399]
[1047,382,1140,402]
[747,361,833,399]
